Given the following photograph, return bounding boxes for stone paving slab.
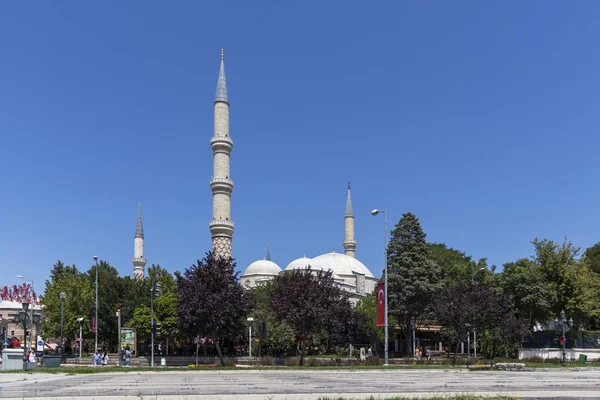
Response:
[0,369,598,399]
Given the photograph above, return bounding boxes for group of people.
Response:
[415,347,432,361]
[92,351,109,366]
[91,347,132,367]
[26,351,36,363]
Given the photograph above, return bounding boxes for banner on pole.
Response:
[376,281,385,327]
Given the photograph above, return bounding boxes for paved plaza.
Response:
[0,368,599,399]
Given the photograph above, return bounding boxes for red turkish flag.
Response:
[376,281,385,327]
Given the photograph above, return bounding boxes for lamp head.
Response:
[247,317,254,322]
[22,301,30,312]
[60,292,66,299]
[17,275,23,279]
[76,317,84,322]
[568,317,574,327]
[93,255,98,261]
[371,209,380,216]
[560,310,566,320]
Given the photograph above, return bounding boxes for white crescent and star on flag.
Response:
[378,288,384,305]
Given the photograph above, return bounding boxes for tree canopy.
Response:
[176,252,252,365]
[387,212,442,355]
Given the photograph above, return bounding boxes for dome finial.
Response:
[266,243,271,261]
[348,180,351,190]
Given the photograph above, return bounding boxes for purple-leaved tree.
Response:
[270,268,355,365]
[176,252,252,366]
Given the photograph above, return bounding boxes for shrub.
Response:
[366,356,382,366]
[259,356,274,366]
[284,357,300,366]
[222,358,236,367]
[307,357,319,367]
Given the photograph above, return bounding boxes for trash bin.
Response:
[42,355,62,368]
[578,354,587,365]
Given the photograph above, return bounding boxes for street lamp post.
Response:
[247,317,254,358]
[371,209,388,366]
[16,275,34,351]
[151,281,162,367]
[555,310,574,366]
[93,256,99,353]
[59,292,66,356]
[471,267,485,360]
[19,301,30,371]
[76,318,84,359]
[116,309,121,367]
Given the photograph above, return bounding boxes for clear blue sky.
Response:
[2,1,599,292]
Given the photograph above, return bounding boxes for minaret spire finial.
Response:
[343,181,357,257]
[345,180,354,217]
[215,48,229,103]
[135,202,144,239]
[266,243,271,261]
[132,202,146,280]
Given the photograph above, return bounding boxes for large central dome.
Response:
[311,252,375,278]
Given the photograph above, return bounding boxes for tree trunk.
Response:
[453,339,460,366]
[405,325,412,356]
[299,340,305,366]
[215,339,225,366]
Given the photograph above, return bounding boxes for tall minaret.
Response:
[209,48,235,259]
[132,203,146,280]
[343,181,356,257]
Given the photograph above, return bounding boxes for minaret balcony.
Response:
[132,257,147,266]
[210,136,233,153]
[343,240,357,250]
[209,219,235,237]
[210,177,234,194]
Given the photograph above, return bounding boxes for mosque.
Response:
[130,50,378,302]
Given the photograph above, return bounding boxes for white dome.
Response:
[285,256,324,272]
[311,252,375,278]
[243,259,282,276]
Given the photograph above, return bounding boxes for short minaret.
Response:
[209,48,235,259]
[343,181,356,257]
[132,203,146,280]
[266,244,271,261]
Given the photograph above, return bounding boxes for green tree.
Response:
[387,213,442,356]
[40,261,94,352]
[500,258,555,329]
[583,242,600,275]
[354,294,397,354]
[128,305,152,343]
[176,252,252,366]
[429,243,490,286]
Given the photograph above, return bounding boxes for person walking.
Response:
[93,351,101,366]
[124,347,131,367]
[101,351,108,366]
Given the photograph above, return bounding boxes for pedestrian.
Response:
[426,348,431,361]
[93,351,101,366]
[124,347,131,367]
[101,351,108,366]
[367,347,373,357]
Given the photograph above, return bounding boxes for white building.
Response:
[240,183,378,303]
